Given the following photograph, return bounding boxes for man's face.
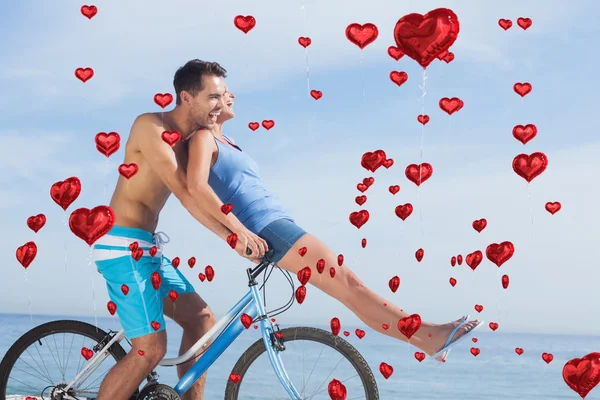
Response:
[186,75,226,129]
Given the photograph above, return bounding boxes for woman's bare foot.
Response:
[422,319,481,357]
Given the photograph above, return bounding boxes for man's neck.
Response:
[165,107,198,140]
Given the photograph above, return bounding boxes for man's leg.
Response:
[163,293,217,400]
[97,331,167,400]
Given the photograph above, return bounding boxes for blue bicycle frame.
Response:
[172,255,303,399]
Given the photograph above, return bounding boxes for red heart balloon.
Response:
[489,322,499,331]
[151,272,162,290]
[316,259,326,274]
[563,352,600,399]
[131,248,143,261]
[188,257,196,268]
[169,289,178,302]
[393,8,460,68]
[51,177,81,211]
[515,347,524,355]
[414,352,426,362]
[545,201,562,215]
[457,254,463,265]
[415,248,424,262]
[379,362,394,379]
[486,241,515,267]
[472,218,487,233]
[355,329,365,339]
[16,241,37,269]
[234,15,256,34]
[240,313,253,329]
[361,150,387,172]
[227,233,238,249]
[389,276,400,293]
[471,347,481,357]
[330,317,341,336]
[382,324,390,330]
[205,265,215,282]
[439,97,464,115]
[80,5,98,19]
[310,90,322,100]
[498,19,512,30]
[449,277,457,287]
[95,132,120,157]
[220,203,233,215]
[329,267,336,278]
[151,321,161,331]
[297,266,312,285]
[398,314,422,339]
[262,120,275,130]
[75,67,94,82]
[363,177,374,187]
[229,373,242,384]
[502,274,510,289]
[405,163,433,186]
[81,347,94,360]
[337,254,344,266]
[390,71,408,87]
[107,301,117,315]
[451,256,456,266]
[129,240,139,252]
[198,273,206,282]
[442,52,455,63]
[161,130,181,146]
[349,210,370,229]
[389,185,400,195]
[395,203,413,220]
[153,93,173,109]
[69,206,115,246]
[387,46,404,61]
[327,378,347,400]
[513,124,537,145]
[512,152,548,183]
[542,352,554,364]
[517,17,532,30]
[345,23,379,49]
[474,304,483,313]
[382,158,394,169]
[298,37,312,48]
[466,250,483,271]
[118,163,138,179]
[172,257,180,268]
[361,237,366,247]
[121,284,129,295]
[27,214,46,233]
[298,246,308,256]
[514,82,532,97]
[248,122,259,131]
[417,114,430,125]
[355,195,367,206]
[295,285,307,304]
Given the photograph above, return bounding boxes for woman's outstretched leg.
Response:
[276,233,480,356]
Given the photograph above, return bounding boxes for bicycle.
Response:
[0,249,379,399]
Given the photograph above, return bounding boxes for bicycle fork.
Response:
[249,284,303,400]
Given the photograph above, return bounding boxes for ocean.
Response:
[1,313,598,399]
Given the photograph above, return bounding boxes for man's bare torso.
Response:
[110,113,220,232]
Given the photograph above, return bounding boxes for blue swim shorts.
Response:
[92,226,195,339]
[257,218,307,264]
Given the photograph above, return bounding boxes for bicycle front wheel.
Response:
[224,326,379,399]
[0,320,136,400]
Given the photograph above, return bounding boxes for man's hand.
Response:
[234,228,269,260]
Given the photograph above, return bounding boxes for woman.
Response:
[186,86,482,362]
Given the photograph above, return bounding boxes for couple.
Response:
[92,59,482,400]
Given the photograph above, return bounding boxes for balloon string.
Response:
[63,210,68,275]
[104,157,109,201]
[24,271,33,324]
[301,1,310,96]
[526,182,535,241]
[417,68,428,239]
[87,248,98,328]
[360,51,365,104]
[244,35,249,71]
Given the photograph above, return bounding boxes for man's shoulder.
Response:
[133,112,162,128]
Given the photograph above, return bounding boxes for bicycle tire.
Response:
[224,326,379,399]
[0,319,139,399]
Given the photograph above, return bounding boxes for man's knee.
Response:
[131,332,167,366]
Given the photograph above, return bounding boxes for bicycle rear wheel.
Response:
[224,326,379,399]
[0,320,137,399]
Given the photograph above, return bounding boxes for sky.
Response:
[1,0,599,337]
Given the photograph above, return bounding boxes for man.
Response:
[92,60,269,400]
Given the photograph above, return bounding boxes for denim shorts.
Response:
[257,218,307,264]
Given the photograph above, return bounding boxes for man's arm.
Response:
[134,114,232,241]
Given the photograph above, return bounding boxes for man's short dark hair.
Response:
[173,60,227,105]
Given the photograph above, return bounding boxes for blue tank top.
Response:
[207,134,294,234]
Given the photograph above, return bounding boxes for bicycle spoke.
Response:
[26,347,53,383]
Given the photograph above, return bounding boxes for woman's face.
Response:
[217,85,235,123]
